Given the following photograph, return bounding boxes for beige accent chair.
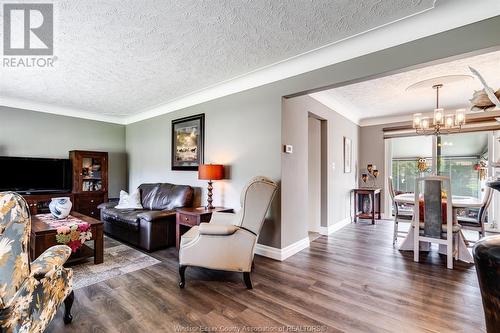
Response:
[178,177,277,289]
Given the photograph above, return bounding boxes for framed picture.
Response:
[171,114,205,170]
[344,137,352,173]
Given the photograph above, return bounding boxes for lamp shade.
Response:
[198,164,224,180]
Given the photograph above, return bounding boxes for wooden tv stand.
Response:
[23,193,74,215]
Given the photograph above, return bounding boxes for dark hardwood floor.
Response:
[47,220,485,333]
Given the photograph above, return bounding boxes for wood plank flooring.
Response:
[47,220,485,333]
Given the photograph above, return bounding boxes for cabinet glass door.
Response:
[81,157,103,192]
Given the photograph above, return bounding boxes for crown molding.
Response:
[0,96,126,125]
[359,114,413,127]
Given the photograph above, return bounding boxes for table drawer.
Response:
[178,213,198,226]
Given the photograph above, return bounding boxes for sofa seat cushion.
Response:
[101,208,149,230]
[136,210,176,222]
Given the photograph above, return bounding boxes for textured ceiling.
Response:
[311,50,500,123]
[0,0,435,117]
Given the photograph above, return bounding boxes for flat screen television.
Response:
[0,156,72,194]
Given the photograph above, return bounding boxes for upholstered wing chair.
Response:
[179,177,277,289]
[0,192,74,333]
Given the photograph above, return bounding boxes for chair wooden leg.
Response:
[63,290,74,324]
[179,265,187,289]
[447,238,453,269]
[243,272,253,289]
[393,217,398,246]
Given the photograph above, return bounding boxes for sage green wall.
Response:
[125,89,283,247]
[0,106,127,197]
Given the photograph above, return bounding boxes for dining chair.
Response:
[414,176,461,269]
[458,187,493,240]
[388,177,412,246]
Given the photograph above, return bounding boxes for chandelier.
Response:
[412,83,466,135]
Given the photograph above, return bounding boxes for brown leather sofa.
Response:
[98,183,193,251]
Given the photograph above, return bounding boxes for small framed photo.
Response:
[172,114,205,170]
[344,137,352,173]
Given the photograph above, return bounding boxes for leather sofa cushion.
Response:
[138,183,161,210]
[101,208,148,230]
[137,210,176,222]
[149,183,193,210]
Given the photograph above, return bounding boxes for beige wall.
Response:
[282,95,359,247]
[0,106,127,197]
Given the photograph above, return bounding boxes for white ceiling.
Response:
[1,0,438,120]
[311,50,500,125]
[392,132,489,158]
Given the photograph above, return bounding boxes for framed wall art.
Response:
[171,114,205,170]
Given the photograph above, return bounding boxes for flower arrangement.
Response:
[55,223,92,252]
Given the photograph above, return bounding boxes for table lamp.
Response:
[198,164,224,209]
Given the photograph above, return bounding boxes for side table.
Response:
[176,207,234,250]
[352,188,382,224]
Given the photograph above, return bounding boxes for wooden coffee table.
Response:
[30,212,104,265]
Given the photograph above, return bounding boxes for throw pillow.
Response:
[115,189,143,209]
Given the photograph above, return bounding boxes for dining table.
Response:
[393,193,482,263]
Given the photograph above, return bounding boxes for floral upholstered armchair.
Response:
[0,192,74,333]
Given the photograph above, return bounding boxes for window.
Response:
[392,157,481,197]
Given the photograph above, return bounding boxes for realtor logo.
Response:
[3,3,53,56]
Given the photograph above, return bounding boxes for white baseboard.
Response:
[255,237,310,261]
[319,217,351,235]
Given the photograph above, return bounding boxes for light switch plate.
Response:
[284,145,293,154]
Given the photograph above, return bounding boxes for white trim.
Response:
[255,237,310,261]
[384,139,392,217]
[0,96,126,125]
[319,217,351,236]
[359,114,412,127]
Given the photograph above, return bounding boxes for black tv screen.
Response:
[0,156,72,193]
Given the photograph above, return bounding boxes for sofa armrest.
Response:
[198,223,239,235]
[137,210,176,222]
[98,201,118,210]
[30,245,72,279]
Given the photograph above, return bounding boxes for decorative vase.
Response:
[49,197,72,219]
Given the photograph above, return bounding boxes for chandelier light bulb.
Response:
[421,118,429,129]
[445,115,454,128]
[455,108,466,125]
[413,113,422,128]
[434,108,444,125]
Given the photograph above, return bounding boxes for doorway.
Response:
[308,114,326,240]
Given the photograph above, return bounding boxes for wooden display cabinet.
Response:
[69,150,108,217]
